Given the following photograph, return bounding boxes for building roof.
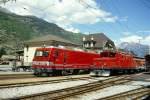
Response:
[83,33,115,48]
[1,55,16,60]
[24,34,79,47]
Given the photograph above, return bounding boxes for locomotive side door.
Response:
[116,53,121,68]
[63,51,67,65]
[53,50,59,67]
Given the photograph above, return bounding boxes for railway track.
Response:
[0,75,97,89]
[99,86,150,100]
[0,74,34,80]
[0,72,34,80]
[10,75,130,100]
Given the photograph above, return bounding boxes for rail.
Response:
[10,75,130,100]
[99,86,150,100]
[0,75,94,89]
[0,74,34,80]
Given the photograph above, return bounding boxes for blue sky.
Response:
[1,0,150,45]
[73,0,150,45]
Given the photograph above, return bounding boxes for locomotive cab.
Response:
[32,48,52,76]
[90,51,117,76]
[32,47,100,76]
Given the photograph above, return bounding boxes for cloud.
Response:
[0,0,117,32]
[122,31,132,36]
[113,39,120,47]
[120,35,143,43]
[65,26,80,33]
[120,35,150,45]
[145,35,150,41]
[144,35,150,44]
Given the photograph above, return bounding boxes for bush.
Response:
[0,48,6,58]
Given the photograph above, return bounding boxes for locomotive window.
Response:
[43,51,49,56]
[35,50,49,57]
[54,50,59,58]
[101,52,116,57]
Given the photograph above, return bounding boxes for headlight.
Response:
[32,61,50,66]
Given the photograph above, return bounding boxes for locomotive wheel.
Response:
[73,69,79,74]
[123,70,128,74]
[56,70,63,76]
[129,69,134,74]
[69,69,74,75]
[40,73,46,76]
[90,70,111,76]
[62,70,69,76]
[34,72,42,77]
[100,70,111,76]
[52,70,62,76]
[61,69,75,75]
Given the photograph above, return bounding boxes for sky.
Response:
[0,0,150,46]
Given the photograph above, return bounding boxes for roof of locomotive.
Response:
[101,50,133,56]
[36,47,99,54]
[101,50,145,59]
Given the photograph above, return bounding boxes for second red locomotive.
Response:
[91,50,145,76]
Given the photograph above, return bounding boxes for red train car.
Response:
[145,54,150,71]
[32,47,100,76]
[91,50,145,76]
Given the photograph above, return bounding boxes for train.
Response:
[91,50,145,76]
[145,54,150,71]
[32,47,146,76]
[32,47,100,76]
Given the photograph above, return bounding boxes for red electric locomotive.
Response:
[91,50,145,76]
[32,47,100,76]
[32,47,145,76]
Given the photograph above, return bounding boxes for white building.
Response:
[82,33,116,51]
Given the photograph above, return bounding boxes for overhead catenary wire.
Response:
[78,0,111,33]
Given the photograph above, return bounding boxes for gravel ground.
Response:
[67,81,150,100]
[0,72,33,75]
[0,74,91,85]
[0,77,108,99]
[0,67,12,72]
[0,65,12,72]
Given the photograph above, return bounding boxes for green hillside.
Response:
[0,8,84,54]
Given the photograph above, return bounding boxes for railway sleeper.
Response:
[14,76,129,100]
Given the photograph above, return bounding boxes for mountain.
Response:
[0,7,84,53]
[0,6,12,14]
[118,42,149,57]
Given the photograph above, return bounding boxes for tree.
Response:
[0,0,16,4]
[0,47,6,58]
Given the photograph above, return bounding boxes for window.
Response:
[35,50,49,57]
[100,52,116,57]
[26,45,29,52]
[54,50,59,58]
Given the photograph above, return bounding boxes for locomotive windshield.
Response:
[35,50,49,57]
[100,52,116,57]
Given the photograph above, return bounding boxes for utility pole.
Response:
[138,39,141,50]
[148,45,150,55]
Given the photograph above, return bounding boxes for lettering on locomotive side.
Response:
[32,61,52,66]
